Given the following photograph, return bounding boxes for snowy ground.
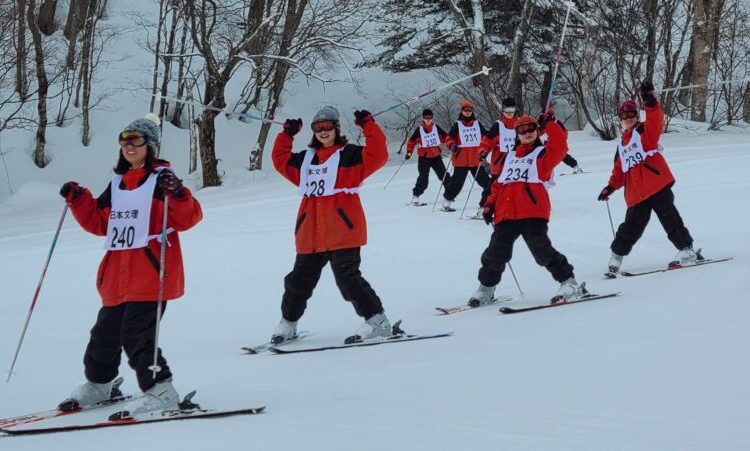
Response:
[1,124,749,450]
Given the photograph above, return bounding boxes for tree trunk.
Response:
[158,5,179,125]
[149,0,166,112]
[80,0,97,146]
[196,82,224,187]
[688,0,723,122]
[506,0,535,106]
[644,0,658,81]
[38,0,56,35]
[170,20,190,127]
[27,0,48,167]
[64,0,87,39]
[743,84,750,123]
[16,0,29,99]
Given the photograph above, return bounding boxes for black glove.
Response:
[597,185,615,201]
[283,118,303,137]
[59,181,82,202]
[448,144,458,153]
[158,171,185,198]
[405,151,412,160]
[537,110,556,129]
[354,110,373,127]
[482,205,495,225]
[639,80,657,107]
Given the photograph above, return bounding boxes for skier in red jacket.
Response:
[470,112,583,305]
[271,106,393,344]
[405,109,451,205]
[598,80,697,273]
[57,114,203,417]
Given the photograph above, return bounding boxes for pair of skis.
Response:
[604,257,732,279]
[0,390,265,436]
[435,291,621,315]
[242,321,452,355]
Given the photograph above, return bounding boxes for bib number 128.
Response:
[306,180,326,197]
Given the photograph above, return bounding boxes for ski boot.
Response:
[608,252,624,274]
[572,165,584,174]
[468,284,496,307]
[441,199,455,212]
[550,278,586,305]
[271,318,298,344]
[669,246,703,268]
[58,377,124,412]
[109,379,180,420]
[345,312,392,344]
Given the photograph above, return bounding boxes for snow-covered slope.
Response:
[1,126,748,450]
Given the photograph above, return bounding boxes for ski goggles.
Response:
[118,131,146,147]
[311,121,336,133]
[516,124,538,135]
[502,107,516,114]
[619,111,638,120]
[461,107,474,113]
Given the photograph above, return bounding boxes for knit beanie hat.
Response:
[459,99,475,110]
[514,115,538,129]
[618,100,638,116]
[311,106,340,124]
[502,97,516,108]
[122,113,161,154]
[422,109,434,117]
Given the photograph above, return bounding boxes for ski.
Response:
[558,170,590,176]
[604,257,732,279]
[499,292,621,314]
[0,377,134,429]
[459,214,484,221]
[436,295,513,315]
[241,331,312,354]
[0,405,265,435]
[269,332,452,354]
[406,202,429,207]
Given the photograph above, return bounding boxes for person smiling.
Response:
[271,106,393,344]
[598,80,698,273]
[57,113,203,417]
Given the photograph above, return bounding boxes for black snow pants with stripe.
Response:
[413,155,450,197]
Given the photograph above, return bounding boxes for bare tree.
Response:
[27,0,49,167]
[15,0,29,98]
[685,0,725,121]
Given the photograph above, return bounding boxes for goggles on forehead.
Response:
[619,111,638,120]
[311,121,336,133]
[118,131,146,148]
[516,124,537,135]
[502,107,516,114]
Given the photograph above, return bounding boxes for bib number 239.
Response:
[110,226,135,249]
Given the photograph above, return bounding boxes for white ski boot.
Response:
[113,380,180,419]
[441,199,455,212]
[271,318,298,344]
[58,378,121,411]
[669,246,702,268]
[345,312,392,344]
[411,196,420,206]
[468,284,496,307]
[572,165,584,174]
[608,252,624,274]
[550,278,585,305]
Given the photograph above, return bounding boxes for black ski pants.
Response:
[412,156,450,197]
[443,166,490,202]
[611,186,693,256]
[478,219,574,287]
[281,247,383,322]
[84,302,171,392]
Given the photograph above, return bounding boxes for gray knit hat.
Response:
[122,113,161,153]
[311,106,340,125]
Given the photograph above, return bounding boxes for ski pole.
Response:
[544,2,572,113]
[458,168,479,219]
[371,66,492,119]
[605,200,616,238]
[507,262,524,298]
[153,93,285,125]
[7,204,68,382]
[655,77,750,94]
[384,157,408,190]
[432,159,453,212]
[149,195,169,378]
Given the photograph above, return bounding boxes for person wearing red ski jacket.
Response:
[481,97,519,177]
[57,114,202,417]
[441,99,490,211]
[405,109,451,203]
[469,112,583,307]
[270,106,393,346]
[598,80,697,273]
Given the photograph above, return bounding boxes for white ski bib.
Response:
[497,121,516,153]
[457,121,481,147]
[419,125,441,148]
[105,169,163,251]
[298,148,360,197]
[617,129,660,173]
[498,146,555,189]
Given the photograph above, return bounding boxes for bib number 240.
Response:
[110,226,135,249]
